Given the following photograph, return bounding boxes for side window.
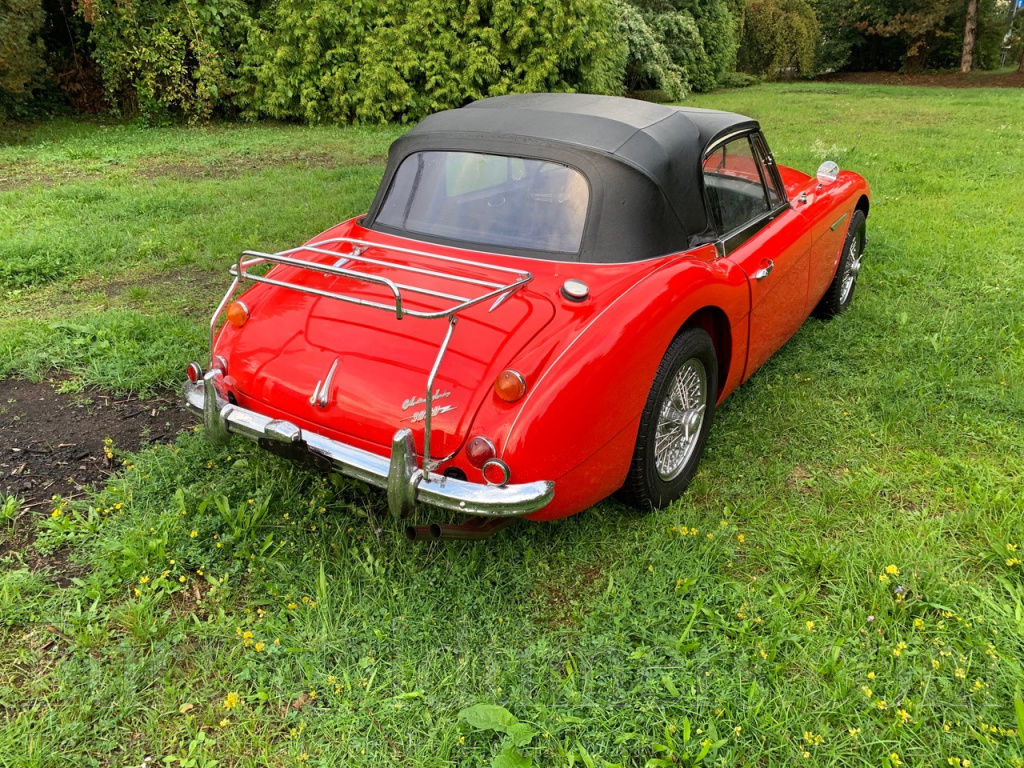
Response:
[702,136,770,235]
[752,134,784,207]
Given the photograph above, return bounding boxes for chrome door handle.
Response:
[754,260,774,280]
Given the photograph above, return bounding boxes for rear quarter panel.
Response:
[468,246,750,520]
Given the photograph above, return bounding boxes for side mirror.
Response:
[816,161,840,186]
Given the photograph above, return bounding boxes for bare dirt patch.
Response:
[1,378,193,510]
[820,70,1024,89]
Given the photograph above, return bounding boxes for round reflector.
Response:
[465,436,496,468]
[482,458,510,486]
[494,369,526,402]
[186,362,203,383]
[226,301,249,328]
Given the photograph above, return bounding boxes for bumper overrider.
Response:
[183,371,555,521]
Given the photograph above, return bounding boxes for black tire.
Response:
[813,209,866,319]
[620,328,718,510]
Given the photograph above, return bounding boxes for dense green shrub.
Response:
[737,0,819,78]
[630,0,737,91]
[612,0,688,98]
[1,0,46,112]
[237,0,625,124]
[85,0,250,122]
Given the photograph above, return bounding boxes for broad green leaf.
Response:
[459,704,517,733]
[506,722,537,747]
[492,746,532,768]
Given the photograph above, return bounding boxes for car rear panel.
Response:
[215,235,556,460]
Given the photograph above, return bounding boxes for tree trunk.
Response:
[1020,39,1024,72]
[961,0,979,73]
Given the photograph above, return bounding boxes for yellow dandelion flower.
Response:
[309,689,317,699]
[274,638,281,646]
[178,576,186,583]
[459,736,466,745]
[955,668,966,680]
[885,565,900,576]
[223,692,240,710]
[139,575,150,584]
[933,659,941,669]
[802,751,810,758]
[733,726,741,736]
[914,618,924,629]
[806,621,815,632]
[893,641,907,657]
[848,727,861,737]
[861,686,873,698]
[219,718,229,727]
[867,671,876,680]
[890,753,902,767]
[1008,544,1018,552]
[876,700,887,710]
[737,534,745,543]
[898,709,911,723]
[51,509,62,518]
[287,602,297,610]
[879,573,889,582]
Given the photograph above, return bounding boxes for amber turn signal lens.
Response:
[226,301,249,328]
[465,436,496,468]
[494,369,526,402]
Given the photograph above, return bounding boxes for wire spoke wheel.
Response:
[840,236,862,304]
[654,359,708,481]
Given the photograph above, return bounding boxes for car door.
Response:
[703,132,812,379]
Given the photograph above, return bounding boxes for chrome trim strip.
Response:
[830,213,848,231]
[184,376,554,518]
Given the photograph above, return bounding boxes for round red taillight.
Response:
[186,362,203,383]
[482,458,510,486]
[494,369,526,402]
[226,301,249,328]
[465,436,496,468]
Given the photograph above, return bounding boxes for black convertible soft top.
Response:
[366,93,760,263]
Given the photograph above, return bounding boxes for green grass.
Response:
[1,83,1024,767]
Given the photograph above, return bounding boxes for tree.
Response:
[960,0,978,71]
[0,0,45,96]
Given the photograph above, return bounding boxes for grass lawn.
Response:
[1,83,1023,767]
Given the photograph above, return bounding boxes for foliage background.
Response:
[1,0,1017,122]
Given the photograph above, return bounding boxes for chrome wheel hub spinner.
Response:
[654,359,708,481]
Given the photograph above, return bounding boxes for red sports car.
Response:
[184,94,869,541]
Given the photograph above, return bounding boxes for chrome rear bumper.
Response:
[183,371,554,520]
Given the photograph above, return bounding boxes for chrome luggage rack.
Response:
[209,235,534,477]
